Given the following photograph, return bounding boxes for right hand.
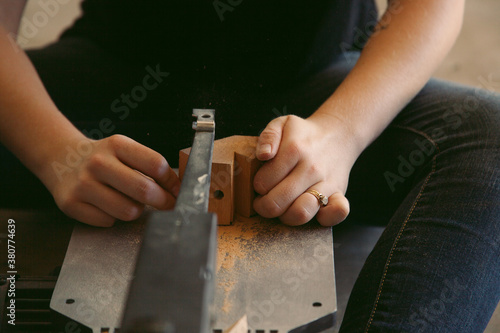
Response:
[44,134,180,227]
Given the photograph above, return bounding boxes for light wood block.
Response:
[234,152,261,217]
[179,136,262,225]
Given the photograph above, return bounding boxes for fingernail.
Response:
[259,144,271,155]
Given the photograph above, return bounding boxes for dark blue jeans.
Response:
[1,38,499,332]
[331,55,500,332]
[274,51,500,332]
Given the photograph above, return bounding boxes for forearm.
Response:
[310,0,465,153]
[0,25,85,187]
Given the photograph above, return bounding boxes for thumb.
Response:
[256,116,288,161]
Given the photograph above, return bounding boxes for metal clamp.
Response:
[192,109,215,132]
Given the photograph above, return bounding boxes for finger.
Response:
[279,184,327,226]
[253,151,299,195]
[254,125,310,196]
[161,191,176,210]
[155,166,181,197]
[65,202,116,227]
[111,135,181,196]
[253,162,322,218]
[132,168,176,210]
[316,192,350,226]
[88,153,172,209]
[256,116,288,161]
[79,178,145,221]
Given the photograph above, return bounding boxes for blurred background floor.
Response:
[17,0,500,332]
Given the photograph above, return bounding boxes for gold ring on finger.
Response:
[306,189,328,207]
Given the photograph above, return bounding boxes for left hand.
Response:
[253,114,360,226]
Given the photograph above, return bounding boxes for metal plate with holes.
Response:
[50,216,147,332]
[51,213,336,333]
[214,215,336,332]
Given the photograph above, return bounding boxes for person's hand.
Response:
[44,134,180,227]
[253,114,360,226]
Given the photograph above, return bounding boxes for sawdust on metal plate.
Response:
[216,214,295,314]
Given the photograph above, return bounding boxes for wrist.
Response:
[308,109,369,160]
[34,129,90,193]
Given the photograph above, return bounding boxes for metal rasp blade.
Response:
[175,109,216,215]
[121,109,217,333]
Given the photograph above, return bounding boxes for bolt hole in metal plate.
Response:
[213,215,336,332]
[50,211,336,332]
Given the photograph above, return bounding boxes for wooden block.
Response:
[179,136,261,225]
[209,162,233,225]
[234,151,262,217]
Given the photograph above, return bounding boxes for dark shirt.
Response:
[63,0,377,87]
